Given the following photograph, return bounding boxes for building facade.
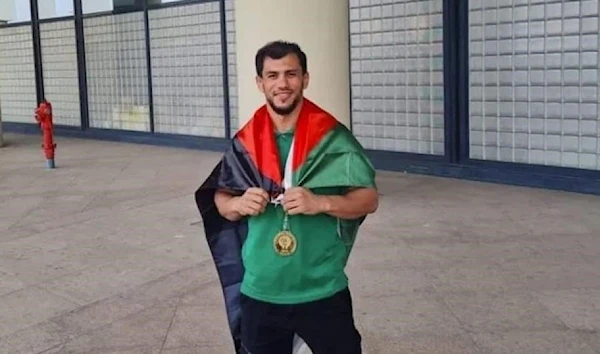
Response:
[2,0,600,195]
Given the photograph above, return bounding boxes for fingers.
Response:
[282,188,305,214]
[236,188,270,216]
[282,188,320,215]
[286,201,309,215]
[246,192,268,206]
[282,199,302,214]
[248,188,270,206]
[237,187,317,217]
[284,205,303,215]
[241,203,263,216]
[282,188,303,204]
[239,198,266,216]
[247,187,270,201]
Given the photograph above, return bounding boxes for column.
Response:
[234,0,350,128]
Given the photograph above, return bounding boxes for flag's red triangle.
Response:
[292,99,338,171]
[236,98,338,187]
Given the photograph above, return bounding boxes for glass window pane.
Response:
[349,0,445,155]
[82,0,114,14]
[83,12,150,132]
[82,0,144,15]
[0,0,31,24]
[114,0,137,6]
[468,1,600,170]
[148,1,226,138]
[38,0,74,19]
[40,20,81,126]
[147,0,189,4]
[0,26,37,123]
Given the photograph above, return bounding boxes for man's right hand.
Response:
[214,187,269,221]
[232,187,270,216]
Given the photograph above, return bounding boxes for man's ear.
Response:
[255,75,265,93]
[302,72,310,90]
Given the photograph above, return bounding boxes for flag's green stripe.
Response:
[293,123,376,255]
[294,123,375,189]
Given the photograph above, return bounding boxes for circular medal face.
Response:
[273,230,297,256]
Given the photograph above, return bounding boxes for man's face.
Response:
[256,53,309,116]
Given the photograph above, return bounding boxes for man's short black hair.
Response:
[255,40,307,77]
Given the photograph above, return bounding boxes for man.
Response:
[195,41,378,354]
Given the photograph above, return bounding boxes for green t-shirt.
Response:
[240,130,349,304]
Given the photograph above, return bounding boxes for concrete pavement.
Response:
[1,132,599,353]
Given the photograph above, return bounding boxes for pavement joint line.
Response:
[41,262,215,336]
[159,295,182,353]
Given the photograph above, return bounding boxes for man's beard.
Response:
[267,94,301,116]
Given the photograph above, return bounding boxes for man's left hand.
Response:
[282,187,324,215]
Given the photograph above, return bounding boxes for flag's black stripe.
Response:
[194,136,281,353]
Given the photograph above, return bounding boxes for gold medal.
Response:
[272,194,296,256]
[273,230,297,256]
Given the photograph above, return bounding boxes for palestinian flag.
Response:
[194,98,375,353]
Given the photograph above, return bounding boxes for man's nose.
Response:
[275,75,290,88]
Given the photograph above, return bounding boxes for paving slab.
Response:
[1,133,600,353]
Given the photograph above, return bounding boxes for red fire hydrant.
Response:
[34,100,56,169]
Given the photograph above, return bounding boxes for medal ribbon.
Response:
[271,136,295,232]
